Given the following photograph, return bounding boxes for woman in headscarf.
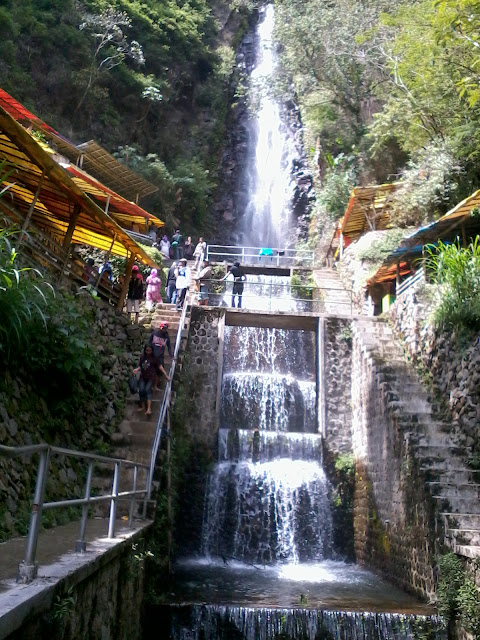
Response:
[145,268,162,311]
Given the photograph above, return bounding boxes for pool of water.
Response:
[167,558,434,614]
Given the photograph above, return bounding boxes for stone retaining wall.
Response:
[351,331,437,599]
[0,292,146,542]
[323,317,353,454]
[182,306,224,449]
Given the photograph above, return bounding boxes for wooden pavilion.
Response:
[0,105,160,309]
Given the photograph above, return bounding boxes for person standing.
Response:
[159,234,170,259]
[171,229,183,260]
[166,261,177,304]
[193,260,212,306]
[175,258,192,311]
[193,237,207,270]
[224,261,246,308]
[145,268,162,311]
[184,236,194,260]
[127,265,144,323]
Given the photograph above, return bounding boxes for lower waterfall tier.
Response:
[202,459,332,564]
[161,605,445,640]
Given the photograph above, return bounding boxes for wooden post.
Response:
[18,170,46,247]
[396,261,400,286]
[60,204,81,280]
[117,252,136,311]
[339,233,344,258]
[215,309,226,431]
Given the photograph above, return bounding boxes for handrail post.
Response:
[76,460,94,552]
[108,462,120,538]
[128,465,138,527]
[18,447,50,583]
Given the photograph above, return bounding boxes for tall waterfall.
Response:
[240,4,295,248]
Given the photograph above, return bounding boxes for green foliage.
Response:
[291,271,315,301]
[425,239,480,331]
[437,553,480,638]
[357,229,407,264]
[51,586,75,622]
[335,453,355,477]
[437,552,464,622]
[317,166,355,222]
[0,224,53,357]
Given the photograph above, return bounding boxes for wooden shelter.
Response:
[339,183,400,254]
[0,88,158,204]
[0,105,160,308]
[365,188,480,312]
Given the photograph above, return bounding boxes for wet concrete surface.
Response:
[0,518,143,588]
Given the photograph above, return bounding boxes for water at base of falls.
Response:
[160,606,445,640]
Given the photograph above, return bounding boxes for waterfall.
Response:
[167,605,446,640]
[240,4,295,248]
[201,324,327,566]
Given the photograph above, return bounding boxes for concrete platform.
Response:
[0,518,152,640]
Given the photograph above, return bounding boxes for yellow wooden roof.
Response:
[341,183,400,239]
[0,107,159,265]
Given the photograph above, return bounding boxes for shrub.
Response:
[425,239,480,331]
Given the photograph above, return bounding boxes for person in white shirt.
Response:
[175,258,192,310]
[193,237,207,270]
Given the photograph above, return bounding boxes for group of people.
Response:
[153,229,206,266]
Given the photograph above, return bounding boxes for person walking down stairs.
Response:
[149,321,174,390]
[133,344,168,417]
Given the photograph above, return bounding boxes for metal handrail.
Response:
[0,443,149,583]
[194,279,353,313]
[206,244,314,266]
[146,289,191,497]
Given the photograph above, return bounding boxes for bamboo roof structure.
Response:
[0,88,158,202]
[367,189,480,286]
[341,183,401,240]
[0,106,159,266]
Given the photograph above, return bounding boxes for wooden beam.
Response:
[60,204,82,280]
[117,251,136,311]
[18,170,45,246]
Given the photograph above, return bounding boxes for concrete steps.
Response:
[312,268,353,314]
[354,317,480,560]
[92,304,191,514]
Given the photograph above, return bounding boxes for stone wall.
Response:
[389,286,480,456]
[182,306,224,450]
[350,331,437,599]
[0,291,146,542]
[323,317,353,454]
[3,525,150,640]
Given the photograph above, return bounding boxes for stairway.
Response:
[313,267,353,315]
[353,317,480,560]
[93,302,191,517]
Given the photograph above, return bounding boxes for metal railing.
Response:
[194,279,353,315]
[206,245,314,267]
[396,270,424,297]
[0,443,149,583]
[147,290,191,497]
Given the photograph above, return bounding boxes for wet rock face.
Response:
[213,17,314,245]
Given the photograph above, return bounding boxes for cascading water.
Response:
[240,4,295,248]
[202,326,326,566]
